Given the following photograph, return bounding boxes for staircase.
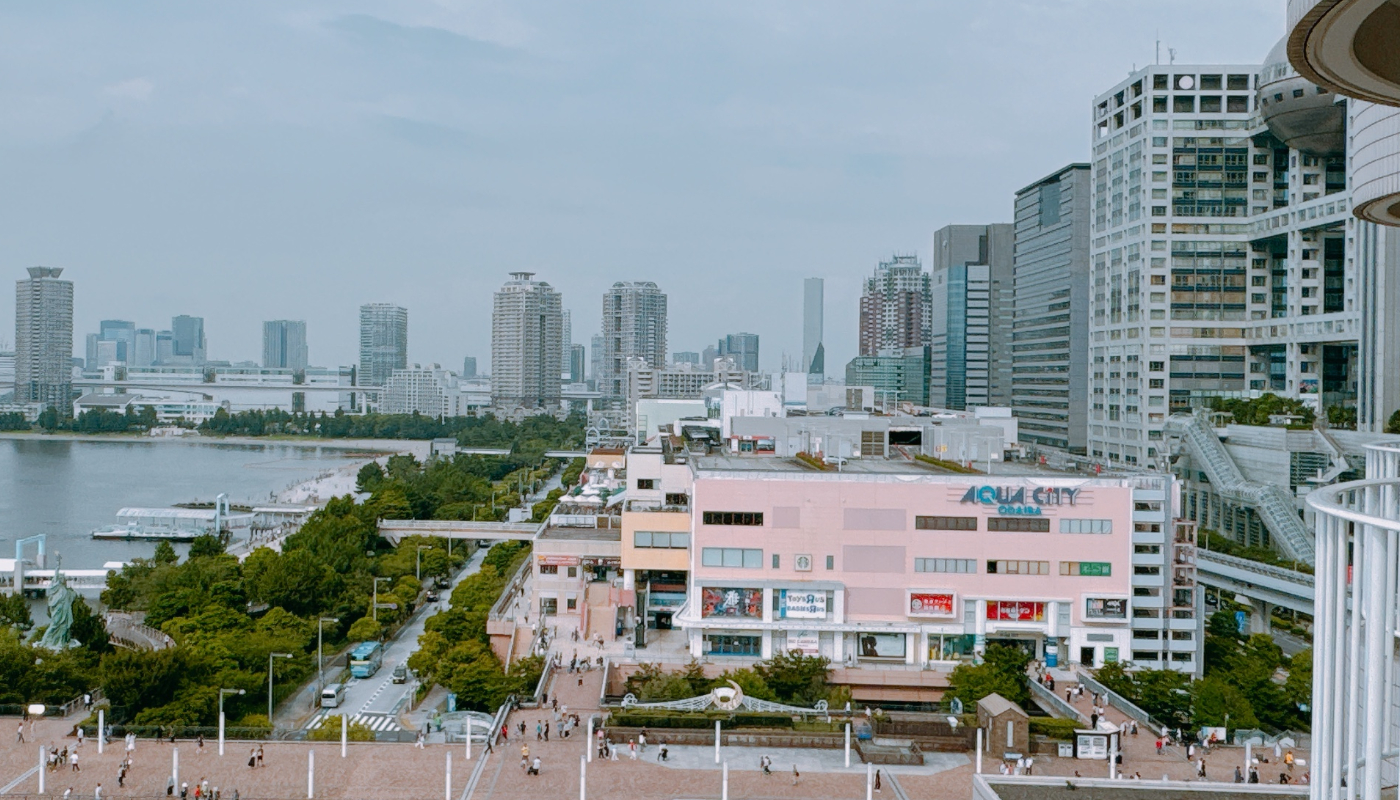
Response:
[1313,423,1352,482]
[1165,413,1315,566]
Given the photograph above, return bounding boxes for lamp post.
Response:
[317,617,340,708]
[219,688,245,756]
[416,545,431,583]
[373,577,392,621]
[268,652,293,721]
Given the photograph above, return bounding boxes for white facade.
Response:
[14,267,73,409]
[381,364,454,417]
[599,282,668,400]
[491,272,564,414]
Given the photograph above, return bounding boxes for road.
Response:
[1271,626,1312,657]
[300,545,489,732]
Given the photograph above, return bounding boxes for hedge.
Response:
[1029,718,1083,740]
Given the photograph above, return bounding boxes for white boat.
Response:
[90,522,201,542]
[90,494,253,542]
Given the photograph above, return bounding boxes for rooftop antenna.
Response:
[1155,31,1160,65]
[1169,48,1177,65]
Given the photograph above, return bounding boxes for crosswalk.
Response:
[305,711,403,733]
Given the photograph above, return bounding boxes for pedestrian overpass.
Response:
[376,519,543,545]
[1196,549,1315,632]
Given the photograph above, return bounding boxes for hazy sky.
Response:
[0,0,1282,373]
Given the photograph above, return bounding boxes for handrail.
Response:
[1306,477,1400,533]
[461,697,515,800]
[1197,550,1315,586]
[1076,671,1168,736]
[1028,679,1089,726]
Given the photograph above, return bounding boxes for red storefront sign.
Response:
[985,601,1046,622]
[537,555,581,566]
[909,593,955,616]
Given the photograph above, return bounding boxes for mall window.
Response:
[1059,519,1113,534]
[915,516,978,531]
[915,558,976,574]
[1061,561,1112,576]
[540,565,559,575]
[703,634,761,656]
[701,548,763,569]
[634,531,689,549]
[986,560,1050,575]
[987,518,1050,532]
[702,511,764,526]
[636,479,655,490]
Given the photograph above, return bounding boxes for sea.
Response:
[0,437,364,570]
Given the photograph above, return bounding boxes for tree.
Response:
[70,597,112,654]
[0,594,33,632]
[1133,669,1194,729]
[1191,677,1259,732]
[152,541,179,566]
[755,651,833,706]
[947,644,1031,708]
[1388,408,1400,435]
[356,462,386,493]
[348,617,382,642]
[1284,648,1313,714]
[188,535,226,560]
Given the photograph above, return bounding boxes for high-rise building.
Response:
[262,320,309,371]
[717,333,759,373]
[1090,54,1360,468]
[99,320,135,363]
[133,329,156,367]
[844,346,931,408]
[171,315,206,364]
[590,334,604,389]
[14,267,73,409]
[599,282,668,399]
[381,364,454,417]
[930,224,1013,410]
[569,345,586,384]
[562,310,573,381]
[671,351,700,366]
[1012,165,1092,454]
[461,356,477,379]
[358,303,408,387]
[858,255,931,356]
[803,278,825,380]
[491,272,563,412]
[155,331,174,366]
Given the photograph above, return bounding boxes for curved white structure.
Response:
[1307,440,1400,800]
[1289,0,1400,107]
[1351,101,1400,225]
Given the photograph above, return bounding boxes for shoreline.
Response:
[0,430,432,458]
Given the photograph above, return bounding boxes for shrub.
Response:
[307,715,376,741]
[1030,718,1082,740]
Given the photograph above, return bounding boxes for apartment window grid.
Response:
[986,560,1051,575]
[915,558,977,574]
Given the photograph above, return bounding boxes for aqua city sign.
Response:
[960,485,1081,516]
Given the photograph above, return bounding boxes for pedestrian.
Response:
[528,757,541,776]
[197,734,204,755]
[84,693,92,710]
[629,739,637,760]
[875,769,882,793]
[544,722,550,742]
[1131,720,1139,736]
[1090,713,1098,729]
[77,727,85,747]
[1187,743,1195,760]
[536,721,542,741]
[64,788,72,800]
[202,778,209,797]
[181,783,188,800]
[168,775,176,796]
[70,751,79,772]
[118,767,125,788]
[1235,766,1245,783]
[247,749,255,769]
[94,783,102,800]
[792,765,800,785]
[1155,738,1163,755]
[256,746,264,767]
[659,744,668,762]
[1198,758,1207,779]
[15,722,23,745]
[638,731,646,751]
[484,734,494,754]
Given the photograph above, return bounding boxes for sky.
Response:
[0,0,1283,374]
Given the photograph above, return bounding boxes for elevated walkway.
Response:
[377,519,541,544]
[1196,549,1315,615]
[1165,413,1315,566]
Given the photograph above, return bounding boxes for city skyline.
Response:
[0,3,1282,373]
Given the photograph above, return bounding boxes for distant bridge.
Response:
[376,519,543,545]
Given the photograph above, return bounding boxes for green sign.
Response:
[1104,647,1119,664]
[1078,562,1112,577]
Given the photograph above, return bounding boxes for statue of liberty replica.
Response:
[37,557,80,650]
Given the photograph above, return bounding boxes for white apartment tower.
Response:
[1089,49,1360,467]
[491,272,564,413]
[358,303,408,388]
[14,267,73,410]
[599,281,667,400]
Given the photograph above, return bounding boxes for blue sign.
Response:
[1235,610,1247,636]
[960,485,1081,516]
[447,693,457,714]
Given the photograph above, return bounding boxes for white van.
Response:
[320,683,347,709]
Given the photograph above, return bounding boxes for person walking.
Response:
[63,787,72,800]
[875,769,882,793]
[16,722,23,745]
[70,751,79,772]
[256,746,264,767]
[181,783,188,800]
[168,775,176,796]
[792,765,800,785]
[94,783,102,800]
[628,739,637,760]
[247,749,256,769]
[535,721,542,741]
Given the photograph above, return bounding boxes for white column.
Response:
[341,714,347,759]
[586,718,594,763]
[38,746,45,794]
[622,569,635,591]
[845,722,851,768]
[1364,522,1388,800]
[1245,741,1252,778]
[721,761,729,800]
[1047,601,1059,638]
[307,749,315,799]
[173,747,179,787]
[579,754,587,800]
[975,728,982,774]
[714,720,721,764]
[219,712,226,757]
[1110,733,1118,779]
[866,764,873,800]
[760,630,773,660]
[98,709,104,755]
[466,718,472,760]
[445,752,452,800]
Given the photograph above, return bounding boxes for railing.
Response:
[1075,671,1168,736]
[462,697,516,800]
[1196,550,1315,587]
[105,613,176,651]
[1028,679,1089,727]
[488,554,533,622]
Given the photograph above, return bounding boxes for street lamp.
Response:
[416,545,431,583]
[267,652,293,721]
[372,577,393,621]
[317,617,340,708]
[219,688,244,756]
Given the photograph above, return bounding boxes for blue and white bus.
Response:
[349,641,383,679]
